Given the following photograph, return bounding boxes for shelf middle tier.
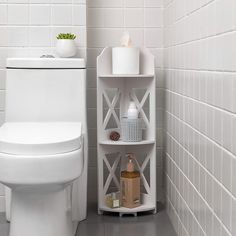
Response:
[99,140,155,146]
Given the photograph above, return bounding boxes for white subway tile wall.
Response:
[164,0,236,236]
[0,0,164,210]
[86,0,164,203]
[0,0,86,212]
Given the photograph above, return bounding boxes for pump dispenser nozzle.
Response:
[127,158,134,172]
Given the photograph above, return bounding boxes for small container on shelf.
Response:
[105,192,120,208]
[121,118,144,142]
[121,101,145,142]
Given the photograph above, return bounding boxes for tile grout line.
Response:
[165,173,207,236]
[165,90,236,154]
[165,111,235,200]
[165,151,233,236]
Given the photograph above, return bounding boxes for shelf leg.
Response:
[98,209,103,215]
[119,212,137,217]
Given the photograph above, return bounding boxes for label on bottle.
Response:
[113,199,120,208]
[121,176,140,208]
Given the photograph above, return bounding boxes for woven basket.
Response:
[121,118,144,142]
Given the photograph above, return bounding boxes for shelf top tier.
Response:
[99,74,154,78]
[97,47,155,76]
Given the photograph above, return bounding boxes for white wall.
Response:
[0,0,164,211]
[86,0,164,203]
[1,2,235,233]
[0,0,87,212]
[0,0,165,212]
[164,0,236,235]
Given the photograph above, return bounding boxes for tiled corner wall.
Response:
[86,0,164,204]
[163,0,236,235]
[0,0,165,211]
[0,0,87,212]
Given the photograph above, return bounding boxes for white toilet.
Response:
[0,58,88,236]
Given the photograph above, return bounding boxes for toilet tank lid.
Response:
[7,58,86,69]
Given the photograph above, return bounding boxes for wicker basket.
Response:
[121,118,144,142]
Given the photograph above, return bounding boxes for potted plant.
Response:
[56,33,77,58]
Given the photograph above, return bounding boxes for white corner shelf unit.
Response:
[97,47,156,216]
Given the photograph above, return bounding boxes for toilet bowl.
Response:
[0,122,84,236]
[0,58,88,236]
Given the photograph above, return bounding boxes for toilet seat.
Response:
[0,122,82,155]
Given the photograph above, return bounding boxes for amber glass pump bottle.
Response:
[120,153,141,208]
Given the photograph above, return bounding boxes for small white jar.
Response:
[56,39,77,58]
[112,47,140,75]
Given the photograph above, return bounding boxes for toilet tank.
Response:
[6,58,86,127]
[5,58,88,224]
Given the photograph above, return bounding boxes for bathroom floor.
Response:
[0,203,176,236]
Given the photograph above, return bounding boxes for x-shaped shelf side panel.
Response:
[133,150,152,195]
[103,153,121,195]
[102,89,121,130]
[130,88,150,129]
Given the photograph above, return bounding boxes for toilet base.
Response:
[9,186,74,236]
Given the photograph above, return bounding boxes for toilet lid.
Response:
[0,122,82,155]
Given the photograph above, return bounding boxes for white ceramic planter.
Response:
[56,39,77,58]
[112,47,140,75]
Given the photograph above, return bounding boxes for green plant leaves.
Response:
[57,33,77,40]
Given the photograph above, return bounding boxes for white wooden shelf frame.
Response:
[97,47,157,216]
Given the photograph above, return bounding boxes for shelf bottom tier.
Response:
[99,203,156,214]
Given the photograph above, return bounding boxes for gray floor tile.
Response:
[0,203,176,236]
[104,211,177,236]
[0,213,8,224]
[0,223,9,236]
[76,223,105,236]
[104,221,176,236]
[77,203,177,236]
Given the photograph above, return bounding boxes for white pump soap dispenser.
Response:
[127,101,138,119]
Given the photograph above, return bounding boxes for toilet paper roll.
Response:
[112,47,140,75]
